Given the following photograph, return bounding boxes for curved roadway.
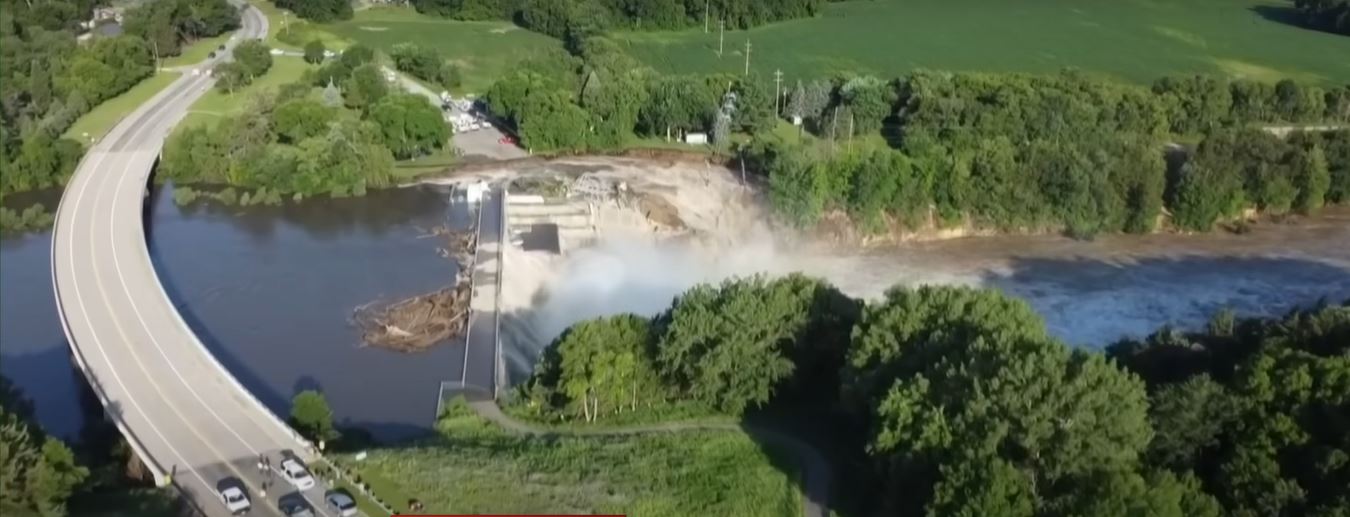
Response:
[52,4,348,516]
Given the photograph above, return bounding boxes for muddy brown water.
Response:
[2,183,1347,440]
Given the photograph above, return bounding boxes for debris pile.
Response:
[352,224,477,352]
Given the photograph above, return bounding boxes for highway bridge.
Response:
[50,4,352,516]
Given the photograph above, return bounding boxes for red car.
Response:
[498,136,517,145]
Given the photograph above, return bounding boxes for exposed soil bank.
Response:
[429,157,1350,380]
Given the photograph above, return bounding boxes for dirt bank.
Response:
[425,156,1350,372]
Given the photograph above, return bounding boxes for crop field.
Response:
[336,403,802,516]
[614,0,1350,84]
[321,8,565,94]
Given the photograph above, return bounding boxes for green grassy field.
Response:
[320,7,565,94]
[63,72,180,142]
[334,403,801,516]
[163,33,233,68]
[180,57,312,129]
[615,0,1350,84]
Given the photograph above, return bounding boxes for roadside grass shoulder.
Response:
[63,72,181,143]
[164,33,234,68]
[180,57,311,129]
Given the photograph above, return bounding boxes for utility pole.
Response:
[152,39,160,70]
[704,0,710,33]
[773,69,783,115]
[743,39,751,76]
[718,20,725,58]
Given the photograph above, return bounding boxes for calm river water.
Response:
[2,183,1348,441]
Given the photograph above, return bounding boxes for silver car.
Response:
[325,491,359,517]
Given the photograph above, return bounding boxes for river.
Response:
[2,182,1348,441]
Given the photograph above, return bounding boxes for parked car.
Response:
[215,479,251,515]
[278,493,316,517]
[324,491,359,517]
[208,51,217,59]
[279,458,316,490]
[218,44,226,50]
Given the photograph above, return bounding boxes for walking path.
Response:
[467,400,832,517]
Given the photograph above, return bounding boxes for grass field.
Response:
[180,57,312,129]
[163,33,233,68]
[335,402,802,516]
[320,7,565,94]
[63,72,180,142]
[615,0,1350,84]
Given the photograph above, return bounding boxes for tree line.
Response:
[411,0,826,47]
[274,0,352,22]
[1,376,88,516]
[518,275,1350,517]
[0,0,239,195]
[161,45,449,198]
[1292,0,1350,35]
[388,43,463,91]
[480,40,1350,235]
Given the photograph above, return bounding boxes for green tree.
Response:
[343,64,388,112]
[289,390,340,443]
[1294,144,1331,213]
[1,380,88,517]
[233,40,273,79]
[338,44,375,69]
[1146,375,1239,469]
[213,61,250,94]
[369,93,450,159]
[272,98,336,144]
[532,314,663,421]
[844,286,1154,515]
[786,79,806,121]
[653,274,846,414]
[303,39,326,64]
[926,456,1035,517]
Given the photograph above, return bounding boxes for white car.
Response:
[279,458,316,490]
[217,485,251,515]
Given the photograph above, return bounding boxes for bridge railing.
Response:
[50,177,166,486]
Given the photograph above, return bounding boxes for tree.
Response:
[844,286,1154,515]
[653,274,848,413]
[802,79,832,127]
[272,98,336,143]
[303,39,326,64]
[1294,144,1331,213]
[213,62,250,93]
[1145,375,1238,469]
[338,44,375,69]
[839,75,893,134]
[322,79,342,107]
[531,314,663,421]
[276,0,352,22]
[787,79,806,121]
[289,390,339,443]
[343,64,388,112]
[1,379,88,517]
[711,111,730,146]
[369,94,450,159]
[232,40,272,79]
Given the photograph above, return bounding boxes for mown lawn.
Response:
[320,7,565,94]
[180,57,312,129]
[333,401,802,517]
[63,71,180,142]
[614,0,1350,84]
[163,32,233,68]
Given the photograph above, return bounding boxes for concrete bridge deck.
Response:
[51,4,350,516]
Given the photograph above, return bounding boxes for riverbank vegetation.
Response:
[0,203,56,236]
[1,0,239,204]
[477,32,1350,236]
[337,396,800,516]
[516,275,1350,517]
[163,44,450,198]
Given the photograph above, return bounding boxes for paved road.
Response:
[381,66,528,160]
[51,4,351,517]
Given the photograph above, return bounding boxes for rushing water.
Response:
[2,180,1348,441]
